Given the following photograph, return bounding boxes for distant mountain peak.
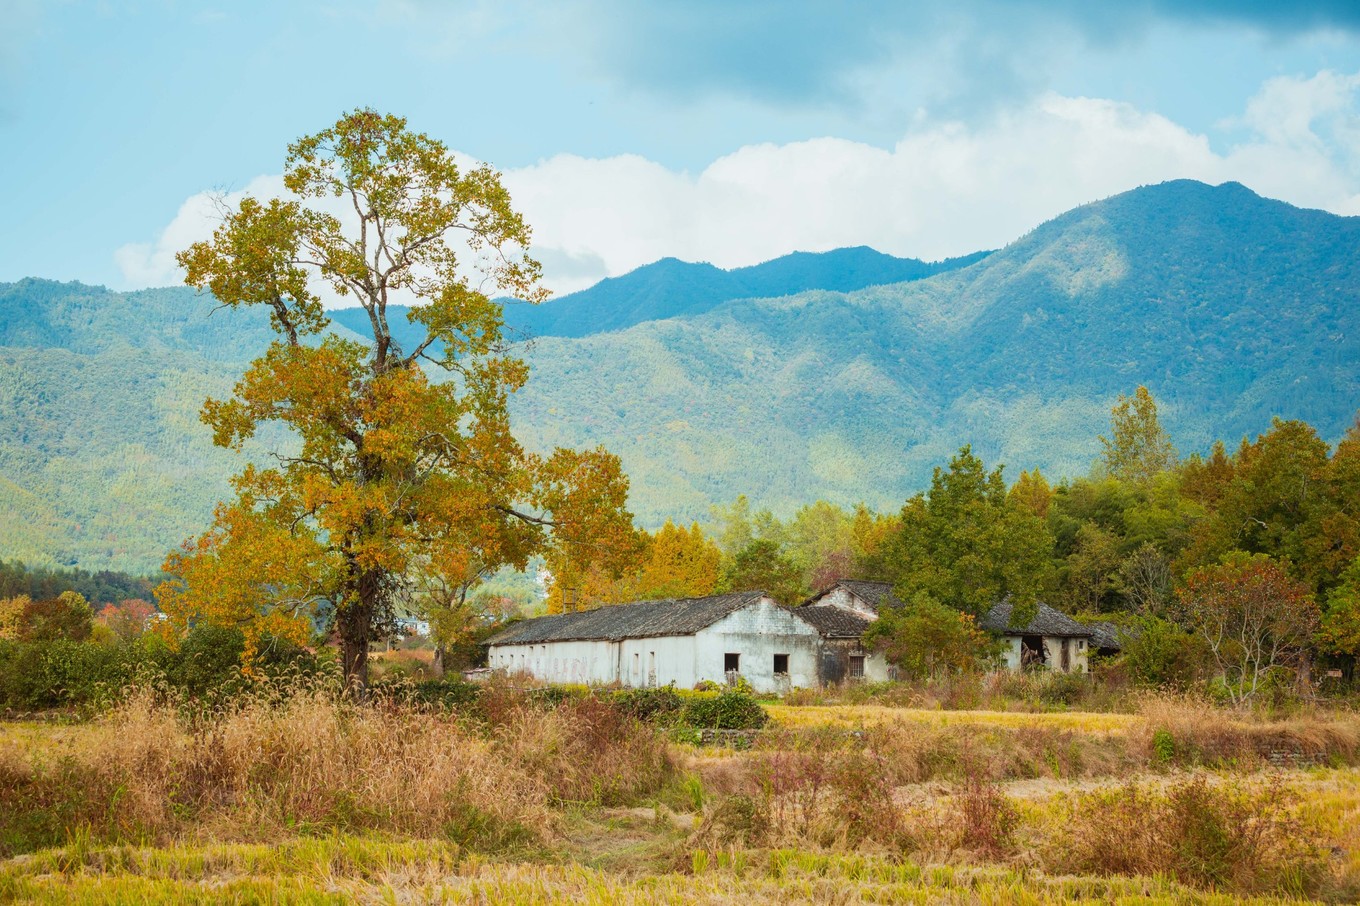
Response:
[330,245,992,345]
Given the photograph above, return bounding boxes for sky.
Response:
[3,0,1360,297]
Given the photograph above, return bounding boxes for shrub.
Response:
[611,685,685,723]
[1151,727,1177,765]
[682,690,768,730]
[0,639,133,711]
[1038,671,1089,707]
[952,774,1018,858]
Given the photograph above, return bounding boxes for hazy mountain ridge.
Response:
[2,180,1356,570]
[328,246,990,347]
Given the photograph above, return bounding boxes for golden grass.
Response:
[0,833,1325,904]
[0,688,676,855]
[763,703,1136,733]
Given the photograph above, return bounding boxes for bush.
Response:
[611,685,685,723]
[0,639,133,711]
[0,626,326,713]
[681,690,768,730]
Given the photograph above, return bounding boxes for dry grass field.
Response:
[764,703,1136,733]
[2,688,1359,904]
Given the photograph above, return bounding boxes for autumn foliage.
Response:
[158,110,635,689]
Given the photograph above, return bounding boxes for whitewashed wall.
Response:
[486,596,826,692]
[699,598,823,692]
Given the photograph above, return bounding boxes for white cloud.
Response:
[114,174,286,290]
[119,71,1360,297]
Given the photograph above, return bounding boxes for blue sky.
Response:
[3,1,1360,295]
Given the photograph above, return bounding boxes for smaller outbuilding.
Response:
[1085,620,1132,659]
[797,580,901,681]
[981,600,1092,673]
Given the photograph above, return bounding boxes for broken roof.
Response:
[980,600,1092,638]
[484,591,770,645]
[794,605,873,639]
[805,579,904,612]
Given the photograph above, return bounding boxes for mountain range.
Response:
[328,246,990,346]
[2,179,1357,572]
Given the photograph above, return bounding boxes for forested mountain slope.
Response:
[511,180,1360,524]
[2,180,1356,570]
[0,282,354,572]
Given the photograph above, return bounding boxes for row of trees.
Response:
[544,386,1358,701]
[0,591,155,647]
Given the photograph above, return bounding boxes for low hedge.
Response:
[393,679,769,731]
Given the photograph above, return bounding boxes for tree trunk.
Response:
[339,613,370,696]
[433,644,446,678]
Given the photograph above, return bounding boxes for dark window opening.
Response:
[773,653,789,676]
[848,654,865,678]
[1020,635,1047,669]
[724,652,740,673]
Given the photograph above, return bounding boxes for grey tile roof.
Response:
[484,591,768,645]
[1087,620,1132,650]
[805,579,904,612]
[794,605,873,638]
[981,600,1092,637]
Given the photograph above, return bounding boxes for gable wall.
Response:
[817,586,879,619]
[699,598,823,692]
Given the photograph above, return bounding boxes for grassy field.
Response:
[3,689,1359,904]
[764,703,1136,733]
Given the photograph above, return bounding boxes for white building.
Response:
[794,580,897,682]
[802,581,1093,675]
[484,591,827,693]
[486,582,1095,691]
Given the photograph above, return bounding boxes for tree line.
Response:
[543,385,1359,701]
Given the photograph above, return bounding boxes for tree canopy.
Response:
[157,110,635,690]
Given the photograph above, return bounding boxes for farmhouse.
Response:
[484,591,825,693]
[981,600,1092,673]
[487,580,1099,690]
[802,580,1094,675]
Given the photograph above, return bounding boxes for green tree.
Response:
[786,500,855,592]
[1060,522,1124,613]
[1318,556,1360,662]
[158,110,635,691]
[864,594,999,678]
[883,446,1055,622]
[718,538,804,604]
[1179,419,1333,589]
[1098,386,1177,484]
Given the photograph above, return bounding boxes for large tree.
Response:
[883,446,1055,621]
[157,110,635,691]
